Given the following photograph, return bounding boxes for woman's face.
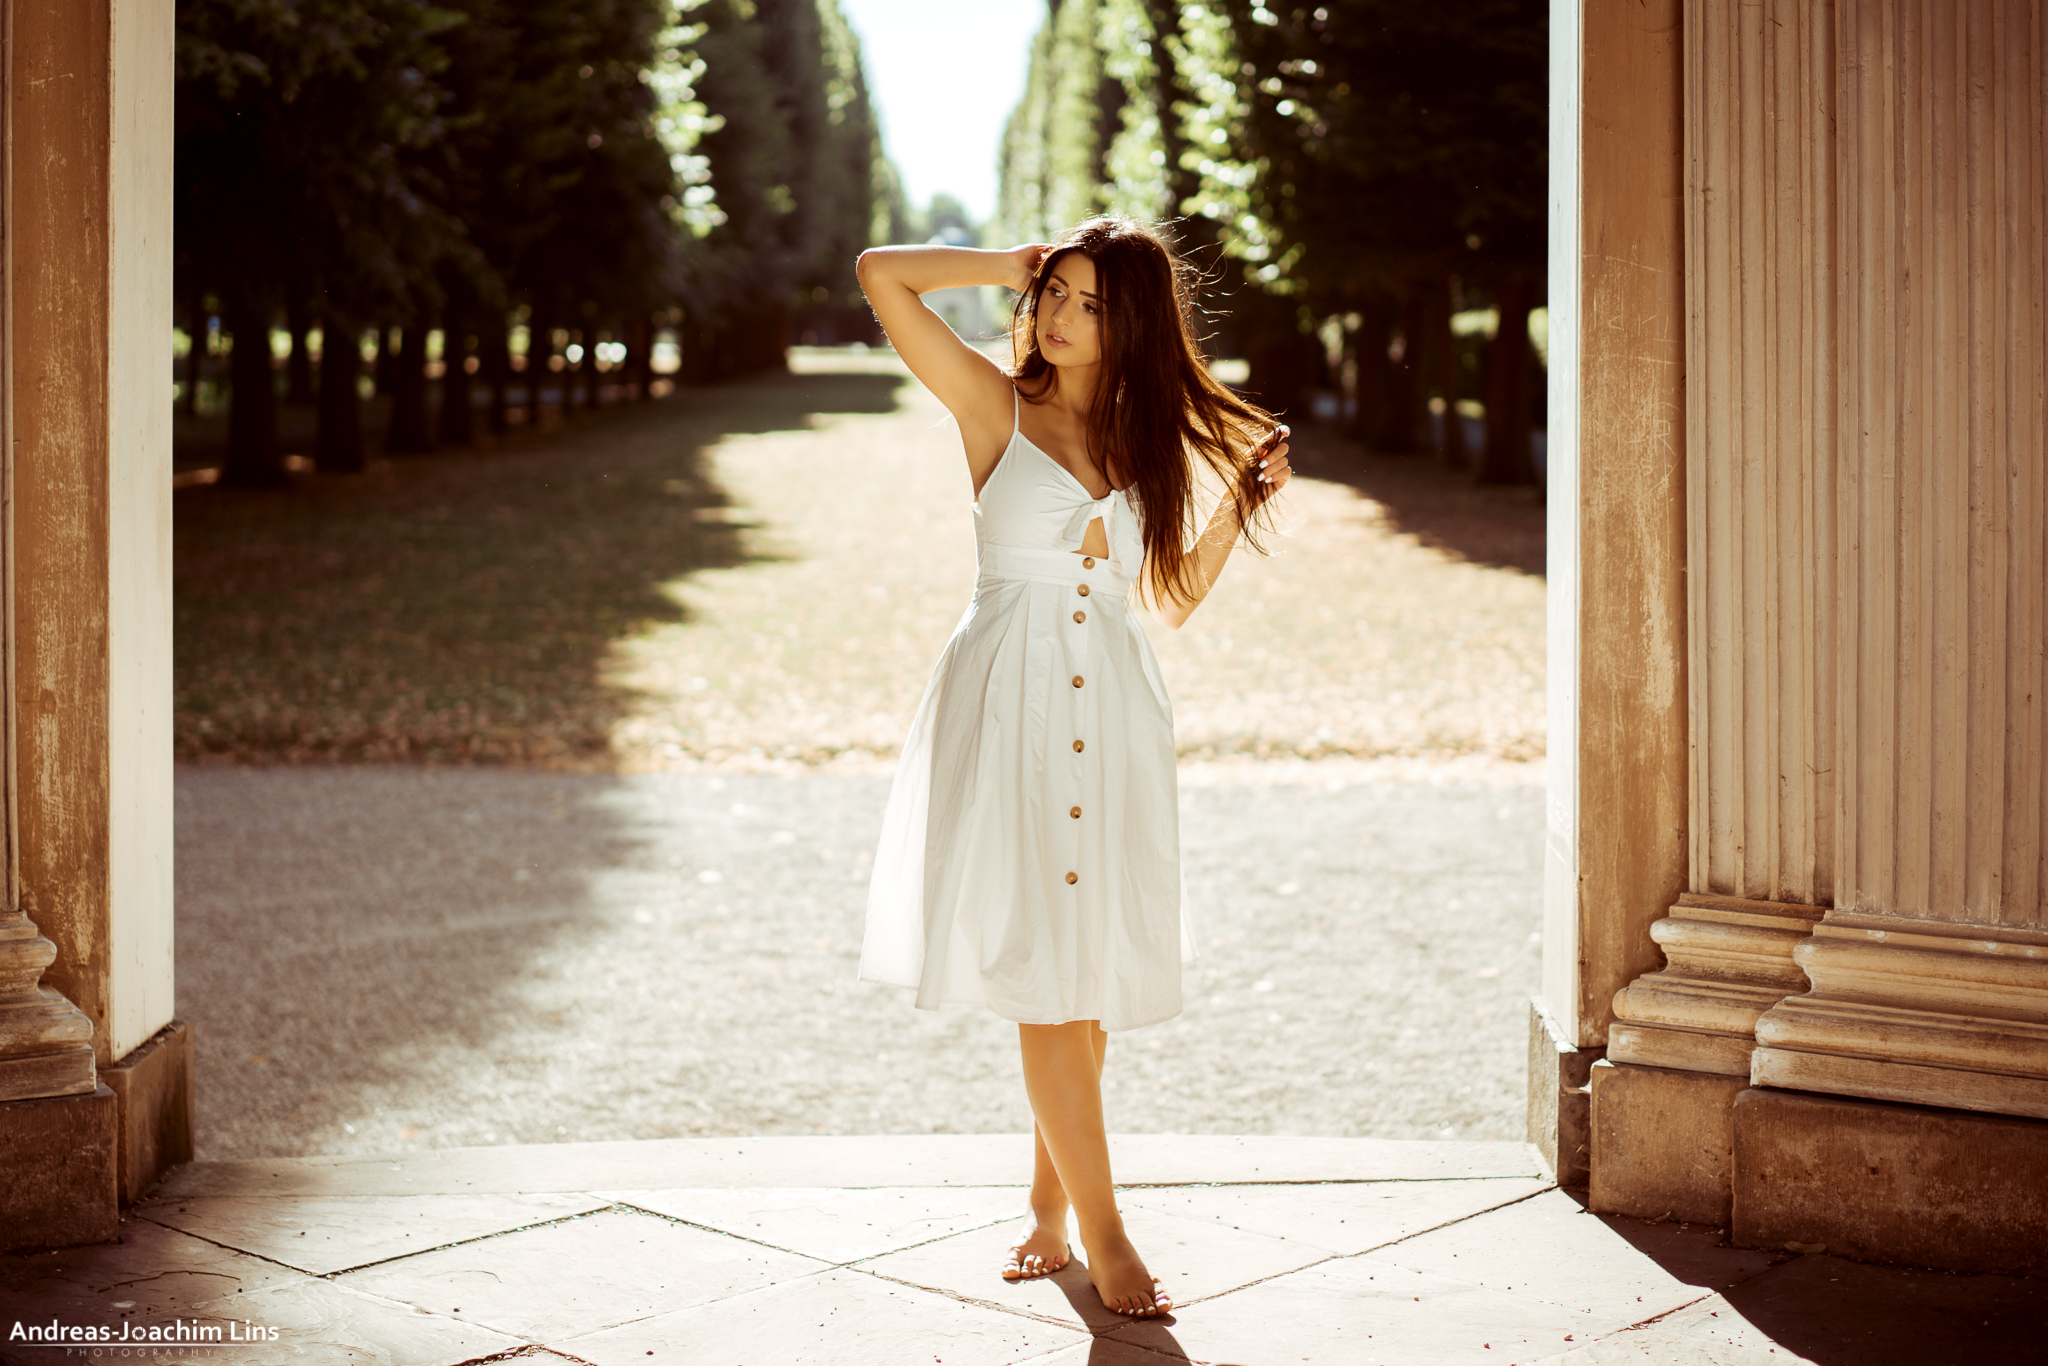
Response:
[1035,253,1103,369]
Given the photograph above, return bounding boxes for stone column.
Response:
[1747,0,2048,1118]
[1593,0,1838,1226]
[1596,0,2048,1269]
[1532,0,1690,1187]
[0,0,186,1254]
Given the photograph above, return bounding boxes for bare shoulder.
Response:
[957,372,1022,496]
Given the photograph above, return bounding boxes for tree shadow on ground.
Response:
[1286,421,1546,577]
[1569,1192,2046,1365]
[174,370,905,766]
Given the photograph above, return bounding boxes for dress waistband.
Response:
[975,543,1133,597]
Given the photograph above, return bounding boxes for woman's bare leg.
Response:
[1016,1020,1168,1316]
[1005,1025,1106,1279]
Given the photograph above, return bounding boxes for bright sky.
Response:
[837,0,1046,228]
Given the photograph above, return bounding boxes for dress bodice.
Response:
[973,394,1146,573]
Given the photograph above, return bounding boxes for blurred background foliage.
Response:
[174,0,1545,489]
[998,0,1546,482]
[175,0,895,485]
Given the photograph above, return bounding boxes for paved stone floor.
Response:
[4,1135,2042,1365]
[174,761,1543,1160]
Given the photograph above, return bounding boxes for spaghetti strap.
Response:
[1011,384,1020,437]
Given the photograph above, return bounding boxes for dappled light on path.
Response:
[603,353,1544,770]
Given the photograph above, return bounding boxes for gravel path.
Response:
[177,761,1541,1160]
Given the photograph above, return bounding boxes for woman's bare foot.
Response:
[1082,1225,1172,1317]
[1001,1210,1071,1280]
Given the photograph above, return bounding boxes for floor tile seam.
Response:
[594,1194,927,1268]
[1101,1175,1543,1194]
[455,1347,598,1366]
[149,1173,1542,1199]
[836,1261,1104,1335]
[1141,1182,1566,1315]
[533,1263,856,1346]
[1545,1289,1726,1355]
[120,1212,353,1288]
[135,1202,625,1281]
[1085,1332,1213,1365]
[1154,1246,1353,1311]
[1346,1178,1559,1259]
[541,1262,1096,1348]
[281,1269,549,1352]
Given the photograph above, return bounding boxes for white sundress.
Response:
[858,387,1198,1032]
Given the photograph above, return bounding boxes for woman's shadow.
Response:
[1035,1256,1194,1362]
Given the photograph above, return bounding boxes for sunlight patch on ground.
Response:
[602,370,1543,772]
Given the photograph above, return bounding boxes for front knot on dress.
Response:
[1058,489,1119,553]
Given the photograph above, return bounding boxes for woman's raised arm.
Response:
[856,244,1043,450]
[1147,426,1291,630]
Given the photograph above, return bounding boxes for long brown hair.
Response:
[1008,216,1283,610]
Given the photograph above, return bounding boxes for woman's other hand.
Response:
[1251,425,1291,503]
[1006,243,1052,294]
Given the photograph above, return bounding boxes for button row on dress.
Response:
[1072,675,1084,688]
[1077,584,1091,597]
[1065,871,1078,884]
[1072,739,1084,752]
[1073,610,1085,623]
[1070,806,1081,818]
[1082,556,1095,568]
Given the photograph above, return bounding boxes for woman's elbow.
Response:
[856,247,894,280]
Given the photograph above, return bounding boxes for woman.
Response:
[854,216,1291,1319]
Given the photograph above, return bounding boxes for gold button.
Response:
[1083,556,1095,568]
[1070,806,1081,818]
[1073,610,1085,623]
[1073,739,1084,752]
[1077,584,1091,597]
[1072,675,1084,688]
[1065,871,1078,885]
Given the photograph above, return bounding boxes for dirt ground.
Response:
[173,351,1544,772]
[604,352,1545,770]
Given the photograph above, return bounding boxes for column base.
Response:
[102,1018,194,1203]
[1732,1087,2048,1278]
[1527,997,1602,1187]
[1588,1058,1746,1225]
[0,1082,118,1253]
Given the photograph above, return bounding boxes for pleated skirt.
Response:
[858,544,1197,1031]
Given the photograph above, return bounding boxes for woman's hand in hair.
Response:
[1247,426,1292,507]
[1004,243,1052,294]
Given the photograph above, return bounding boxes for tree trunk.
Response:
[1375,285,1427,453]
[384,313,435,454]
[627,315,654,400]
[374,325,400,395]
[481,319,511,434]
[580,327,602,409]
[1476,271,1538,486]
[1428,274,1469,469]
[520,314,546,423]
[1347,297,1393,445]
[437,314,475,446]
[1244,297,1310,417]
[676,312,716,384]
[221,287,287,487]
[285,293,315,405]
[316,314,365,473]
[183,294,207,416]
